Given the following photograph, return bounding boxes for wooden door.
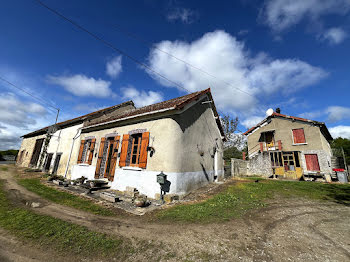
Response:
[30,138,44,166]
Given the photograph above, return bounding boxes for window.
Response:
[52,153,62,175]
[292,128,306,144]
[130,133,142,166]
[270,152,283,167]
[77,138,96,164]
[119,132,150,168]
[283,152,295,171]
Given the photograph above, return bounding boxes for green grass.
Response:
[18,178,115,216]
[157,179,350,223]
[0,166,8,171]
[0,180,132,258]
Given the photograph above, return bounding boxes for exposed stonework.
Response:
[300,150,332,174]
[247,152,273,177]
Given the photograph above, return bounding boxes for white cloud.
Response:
[329,125,350,139]
[322,27,348,44]
[299,110,323,120]
[242,115,265,129]
[0,93,53,150]
[0,93,46,128]
[261,0,350,32]
[167,8,196,24]
[106,56,122,79]
[47,74,112,97]
[120,85,163,107]
[326,106,350,122]
[146,30,327,113]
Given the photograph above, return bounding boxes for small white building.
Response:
[18,89,225,198]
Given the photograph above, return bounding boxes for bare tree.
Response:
[220,114,246,149]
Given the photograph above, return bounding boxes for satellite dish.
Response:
[266,108,274,116]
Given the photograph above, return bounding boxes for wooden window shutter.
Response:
[77,140,85,163]
[87,138,96,165]
[109,136,120,181]
[139,132,150,169]
[119,134,130,167]
[305,154,320,171]
[94,138,105,178]
[293,129,306,144]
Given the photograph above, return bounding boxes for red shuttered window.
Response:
[292,128,306,144]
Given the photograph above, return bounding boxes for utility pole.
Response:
[341,147,348,175]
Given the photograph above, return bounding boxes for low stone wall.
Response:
[247,152,273,177]
[231,159,248,177]
[231,152,273,177]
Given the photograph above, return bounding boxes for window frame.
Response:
[292,128,307,145]
[129,133,142,167]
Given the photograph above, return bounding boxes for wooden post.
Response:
[260,142,264,152]
[242,152,246,161]
[341,147,349,175]
[278,140,282,151]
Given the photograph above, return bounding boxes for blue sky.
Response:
[1,0,350,149]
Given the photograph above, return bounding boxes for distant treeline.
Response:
[0,150,19,161]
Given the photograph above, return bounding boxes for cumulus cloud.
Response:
[261,0,350,32]
[301,106,350,123]
[0,93,46,128]
[242,115,265,129]
[146,30,327,113]
[0,131,21,150]
[121,86,163,107]
[167,8,197,24]
[322,27,348,44]
[106,56,122,79]
[326,106,350,122]
[47,74,112,97]
[329,125,350,139]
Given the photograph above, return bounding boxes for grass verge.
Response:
[1,166,8,172]
[157,179,350,223]
[0,180,132,258]
[18,178,115,216]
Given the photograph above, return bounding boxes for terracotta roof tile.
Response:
[243,112,332,140]
[84,88,213,127]
[22,101,134,138]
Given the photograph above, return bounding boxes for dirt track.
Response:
[0,166,349,261]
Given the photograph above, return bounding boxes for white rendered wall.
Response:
[71,164,224,198]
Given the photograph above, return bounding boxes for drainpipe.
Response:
[64,127,82,178]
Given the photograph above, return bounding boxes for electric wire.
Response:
[35,0,189,94]
[111,23,261,103]
[34,0,222,145]
[0,75,59,112]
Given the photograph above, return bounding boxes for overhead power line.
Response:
[34,0,223,144]
[35,0,189,94]
[111,24,259,101]
[0,75,59,112]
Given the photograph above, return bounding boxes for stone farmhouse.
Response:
[242,110,333,179]
[17,89,225,198]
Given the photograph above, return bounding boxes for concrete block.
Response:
[31,202,41,208]
[53,180,63,185]
[100,192,119,203]
[163,194,179,203]
[125,187,139,197]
